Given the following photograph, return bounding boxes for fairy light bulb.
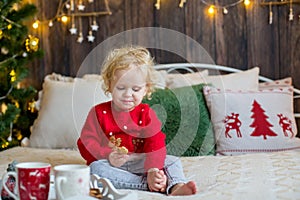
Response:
[244,0,250,7]
[208,5,215,15]
[61,15,69,24]
[32,20,39,29]
[223,7,228,14]
[48,20,53,27]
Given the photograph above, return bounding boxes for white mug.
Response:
[1,162,51,200]
[54,164,90,200]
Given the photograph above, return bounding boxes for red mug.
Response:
[2,162,51,200]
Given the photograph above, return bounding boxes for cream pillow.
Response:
[29,73,111,149]
[203,86,300,155]
[166,70,209,89]
[259,77,292,89]
[205,67,260,91]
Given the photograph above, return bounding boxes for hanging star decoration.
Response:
[87,31,95,42]
[91,21,99,31]
[77,4,85,11]
[77,32,84,43]
[69,24,77,35]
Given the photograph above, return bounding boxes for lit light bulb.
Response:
[32,20,39,29]
[48,20,53,27]
[61,15,69,24]
[244,0,250,7]
[208,5,215,15]
[223,7,228,14]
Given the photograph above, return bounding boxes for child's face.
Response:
[110,65,147,112]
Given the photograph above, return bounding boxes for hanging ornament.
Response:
[289,0,293,21]
[91,18,99,31]
[1,47,9,55]
[289,9,294,21]
[16,131,22,140]
[77,0,85,11]
[10,70,16,82]
[269,4,273,24]
[28,100,36,113]
[25,35,39,52]
[77,17,84,43]
[69,16,77,35]
[69,15,77,34]
[77,32,84,43]
[1,103,7,114]
[7,24,12,30]
[7,122,13,142]
[87,30,95,42]
[69,25,77,34]
[0,29,3,39]
[21,137,30,147]
[22,52,28,57]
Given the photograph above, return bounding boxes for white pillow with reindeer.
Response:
[203,86,300,155]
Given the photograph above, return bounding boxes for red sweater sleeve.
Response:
[77,107,112,165]
[142,106,166,171]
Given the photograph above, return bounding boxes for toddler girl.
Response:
[77,45,197,195]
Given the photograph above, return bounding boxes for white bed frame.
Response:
[154,63,300,118]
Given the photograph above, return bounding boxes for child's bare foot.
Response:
[169,181,197,196]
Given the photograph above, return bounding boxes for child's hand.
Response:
[108,151,129,167]
[147,168,167,193]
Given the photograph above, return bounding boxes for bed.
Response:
[1,63,300,200]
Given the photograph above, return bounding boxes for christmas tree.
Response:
[0,0,42,151]
[250,100,277,140]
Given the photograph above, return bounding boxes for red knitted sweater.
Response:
[77,101,166,171]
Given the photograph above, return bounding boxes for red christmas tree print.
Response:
[250,100,277,140]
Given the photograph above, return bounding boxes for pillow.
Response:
[29,73,111,149]
[259,77,292,89]
[205,67,260,91]
[143,84,215,156]
[165,70,209,89]
[203,86,300,155]
[153,70,168,89]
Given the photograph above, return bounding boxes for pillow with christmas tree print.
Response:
[203,86,300,155]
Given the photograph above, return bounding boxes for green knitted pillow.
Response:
[143,84,215,156]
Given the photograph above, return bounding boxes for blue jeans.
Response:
[90,155,187,194]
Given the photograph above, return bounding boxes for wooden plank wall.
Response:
[29,0,300,91]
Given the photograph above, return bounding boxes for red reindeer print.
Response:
[223,113,242,138]
[277,114,294,138]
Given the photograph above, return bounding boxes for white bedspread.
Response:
[1,147,300,199]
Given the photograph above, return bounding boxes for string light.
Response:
[244,0,251,7]
[208,5,215,15]
[10,70,16,83]
[32,20,39,29]
[61,15,69,23]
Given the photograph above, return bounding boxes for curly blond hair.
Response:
[101,46,157,99]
